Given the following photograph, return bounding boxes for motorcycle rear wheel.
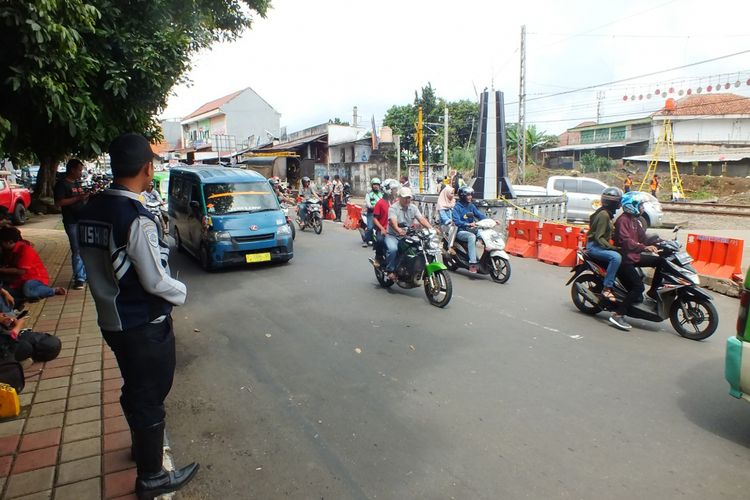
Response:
[571,274,603,315]
[489,256,511,284]
[424,270,452,308]
[669,297,719,341]
[374,266,394,288]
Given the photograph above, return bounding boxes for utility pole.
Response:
[443,105,449,169]
[395,134,401,181]
[417,106,424,193]
[517,24,527,183]
[596,91,605,123]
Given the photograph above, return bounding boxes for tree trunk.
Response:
[30,156,60,213]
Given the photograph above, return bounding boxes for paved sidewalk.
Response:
[0,226,138,500]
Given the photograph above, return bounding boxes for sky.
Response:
[162,0,750,136]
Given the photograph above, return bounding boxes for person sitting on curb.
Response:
[0,227,66,304]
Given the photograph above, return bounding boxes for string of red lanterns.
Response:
[621,73,750,101]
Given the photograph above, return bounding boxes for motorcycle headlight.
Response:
[207,230,231,242]
[277,224,292,236]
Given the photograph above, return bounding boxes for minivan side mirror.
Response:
[189,200,201,214]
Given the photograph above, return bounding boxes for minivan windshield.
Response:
[203,181,279,215]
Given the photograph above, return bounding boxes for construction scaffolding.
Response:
[638,111,685,200]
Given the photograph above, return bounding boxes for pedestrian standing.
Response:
[78,133,198,499]
[332,174,344,222]
[54,159,88,289]
[319,175,333,219]
[650,174,659,197]
[400,175,410,188]
[623,173,633,193]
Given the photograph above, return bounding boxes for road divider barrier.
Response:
[537,223,585,267]
[685,234,744,281]
[344,203,362,230]
[506,220,542,258]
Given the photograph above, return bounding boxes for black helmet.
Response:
[302,176,311,184]
[601,186,623,211]
[458,186,474,202]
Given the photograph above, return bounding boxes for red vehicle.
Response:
[0,174,31,225]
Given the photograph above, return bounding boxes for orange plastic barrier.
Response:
[685,234,744,280]
[344,203,362,230]
[505,220,541,258]
[537,223,585,267]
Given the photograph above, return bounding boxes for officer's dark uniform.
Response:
[77,134,196,499]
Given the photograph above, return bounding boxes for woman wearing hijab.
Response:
[436,186,455,225]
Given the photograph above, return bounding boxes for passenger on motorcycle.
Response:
[270,177,293,205]
[385,187,433,282]
[452,186,485,273]
[586,187,623,302]
[372,180,397,263]
[141,181,163,205]
[363,178,383,247]
[298,176,319,227]
[436,186,455,225]
[611,191,664,331]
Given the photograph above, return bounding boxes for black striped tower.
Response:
[472,90,515,199]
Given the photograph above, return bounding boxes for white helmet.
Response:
[398,187,413,198]
[382,178,398,192]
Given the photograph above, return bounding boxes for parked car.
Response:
[168,166,293,271]
[726,268,750,403]
[514,176,663,227]
[0,173,31,225]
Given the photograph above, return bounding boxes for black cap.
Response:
[108,133,157,172]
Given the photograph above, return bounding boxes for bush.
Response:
[580,152,614,173]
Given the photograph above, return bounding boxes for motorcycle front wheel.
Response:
[312,216,323,234]
[489,256,511,284]
[571,274,603,315]
[669,297,719,341]
[424,270,452,308]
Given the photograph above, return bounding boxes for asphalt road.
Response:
[165,221,750,500]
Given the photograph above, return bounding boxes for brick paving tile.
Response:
[56,321,80,330]
[103,430,130,453]
[103,416,129,436]
[76,346,102,357]
[103,359,119,370]
[68,381,100,398]
[103,403,122,419]
[103,390,120,405]
[23,414,62,433]
[11,445,58,474]
[71,353,101,365]
[0,419,25,438]
[36,377,68,391]
[18,428,60,452]
[39,366,72,380]
[59,436,100,463]
[72,361,100,374]
[0,454,12,477]
[32,321,57,331]
[56,455,101,485]
[58,312,82,320]
[19,393,34,407]
[62,420,101,443]
[56,348,75,360]
[23,382,37,394]
[12,490,52,499]
[29,399,66,418]
[102,368,121,381]
[67,392,100,411]
[110,494,137,500]
[103,351,116,361]
[4,465,55,498]
[41,357,73,369]
[65,406,100,425]
[104,467,136,499]
[53,477,101,500]
[103,448,134,474]
[76,337,102,348]
[102,378,123,393]
[32,387,68,404]
[71,371,101,385]
[0,434,19,456]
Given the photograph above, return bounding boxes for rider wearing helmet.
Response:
[612,191,664,331]
[363,178,384,247]
[451,186,486,273]
[586,187,623,305]
[298,176,318,227]
[384,187,433,281]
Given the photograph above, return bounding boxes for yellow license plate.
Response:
[246,252,271,263]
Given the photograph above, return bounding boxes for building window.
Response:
[610,126,626,141]
[581,130,595,144]
[594,128,609,142]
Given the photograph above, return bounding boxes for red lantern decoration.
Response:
[687,88,693,95]
[623,95,628,101]
[655,89,661,95]
[697,87,702,93]
[725,82,731,89]
[668,87,674,94]
[638,94,643,100]
[646,93,652,99]
[706,85,713,92]
[735,80,741,88]
[664,98,677,112]
[678,89,684,96]
[747,78,750,86]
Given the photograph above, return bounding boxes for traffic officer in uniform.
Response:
[78,133,198,500]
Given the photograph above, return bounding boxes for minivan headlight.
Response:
[207,230,231,242]
[277,224,292,236]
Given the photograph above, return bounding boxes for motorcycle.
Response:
[281,203,296,240]
[567,230,719,340]
[297,199,323,234]
[442,218,511,283]
[370,224,453,308]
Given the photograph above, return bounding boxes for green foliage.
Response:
[506,124,558,164]
[0,0,269,198]
[328,117,350,126]
[449,146,475,172]
[579,152,614,173]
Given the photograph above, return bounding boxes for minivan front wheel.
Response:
[199,244,216,272]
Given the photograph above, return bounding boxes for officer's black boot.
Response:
[133,421,199,500]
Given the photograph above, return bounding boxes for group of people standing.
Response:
[623,172,659,197]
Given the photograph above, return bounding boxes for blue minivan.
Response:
[168,166,293,270]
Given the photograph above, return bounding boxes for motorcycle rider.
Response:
[452,186,485,273]
[141,181,162,205]
[363,178,383,247]
[371,180,397,263]
[611,191,664,331]
[586,187,623,302]
[385,187,433,282]
[298,176,318,228]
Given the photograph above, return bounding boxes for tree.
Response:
[506,124,558,164]
[580,152,614,173]
[328,118,350,126]
[0,0,269,203]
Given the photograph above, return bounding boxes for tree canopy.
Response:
[0,0,269,199]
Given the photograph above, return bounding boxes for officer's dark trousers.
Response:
[102,317,175,431]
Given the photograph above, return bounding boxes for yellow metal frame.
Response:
[416,106,424,193]
[242,151,300,158]
[638,118,685,200]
